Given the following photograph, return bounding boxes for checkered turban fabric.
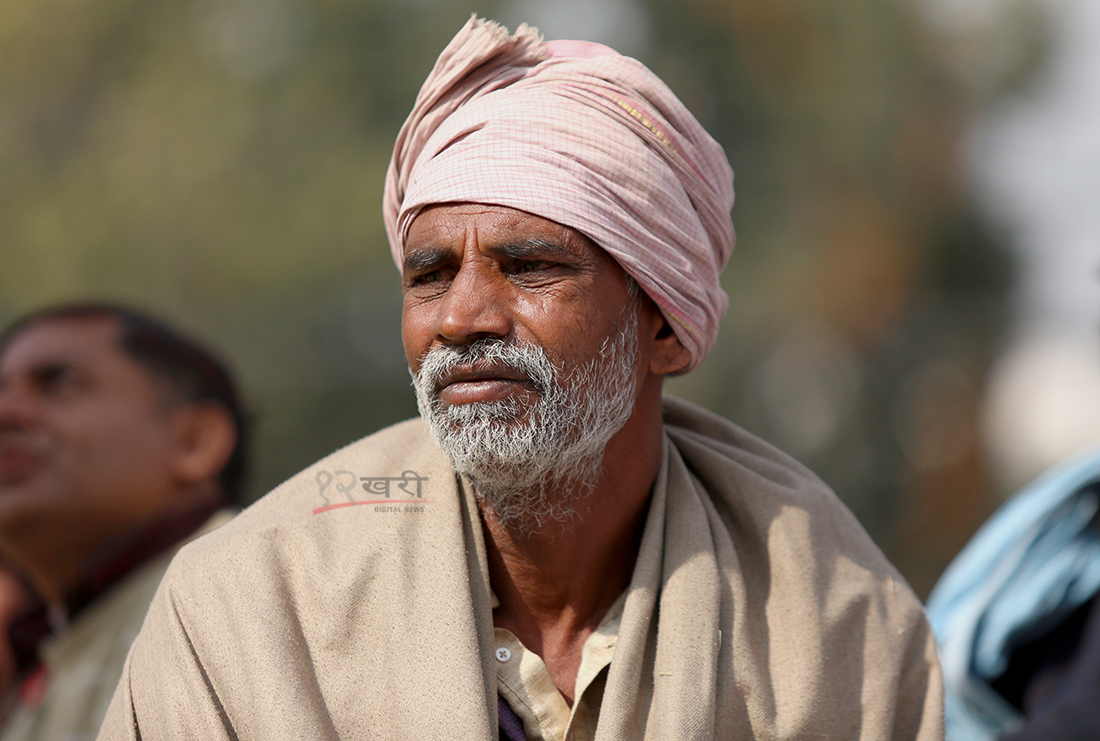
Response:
[383,17,735,372]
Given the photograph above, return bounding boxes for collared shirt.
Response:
[7,499,229,679]
[491,592,626,741]
[1,507,235,741]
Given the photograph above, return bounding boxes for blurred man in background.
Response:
[0,303,248,740]
[0,568,35,726]
[928,443,1100,740]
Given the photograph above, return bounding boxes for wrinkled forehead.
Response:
[405,201,601,247]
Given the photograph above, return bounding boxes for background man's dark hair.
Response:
[0,302,250,503]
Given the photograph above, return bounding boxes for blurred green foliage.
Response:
[0,0,1035,594]
[1,0,503,512]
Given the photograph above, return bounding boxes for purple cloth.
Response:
[497,695,528,741]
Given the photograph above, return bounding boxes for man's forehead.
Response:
[404,203,606,258]
[0,316,125,376]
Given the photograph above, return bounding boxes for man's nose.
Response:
[0,382,37,433]
[434,264,512,345]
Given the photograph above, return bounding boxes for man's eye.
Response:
[514,260,554,273]
[410,269,446,286]
[35,365,78,394]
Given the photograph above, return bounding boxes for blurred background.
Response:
[2,0,1098,597]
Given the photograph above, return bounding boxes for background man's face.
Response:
[400,202,640,416]
[0,317,184,546]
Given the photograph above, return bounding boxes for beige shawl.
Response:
[99,397,942,739]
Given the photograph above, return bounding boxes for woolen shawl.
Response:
[98,397,942,739]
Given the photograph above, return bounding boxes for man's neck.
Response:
[483,485,645,625]
[4,489,224,603]
[4,495,226,679]
[481,409,664,704]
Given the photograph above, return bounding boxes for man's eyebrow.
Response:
[403,238,577,274]
[402,246,452,275]
[29,359,78,383]
[0,359,80,392]
[496,238,574,261]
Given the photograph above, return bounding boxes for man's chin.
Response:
[433,399,533,426]
[468,467,595,530]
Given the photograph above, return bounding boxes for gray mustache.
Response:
[417,339,557,397]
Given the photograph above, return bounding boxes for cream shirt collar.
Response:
[484,436,670,741]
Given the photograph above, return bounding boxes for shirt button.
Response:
[495,647,512,662]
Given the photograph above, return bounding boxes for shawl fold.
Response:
[99,397,942,739]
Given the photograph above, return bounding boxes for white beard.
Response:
[412,309,639,528]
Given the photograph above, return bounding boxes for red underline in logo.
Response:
[312,499,434,515]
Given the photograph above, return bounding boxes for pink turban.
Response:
[383,17,735,373]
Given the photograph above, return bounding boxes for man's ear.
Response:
[637,297,692,376]
[648,318,692,376]
[169,403,236,489]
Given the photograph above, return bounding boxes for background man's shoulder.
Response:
[163,416,443,580]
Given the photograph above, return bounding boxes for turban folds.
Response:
[383,17,735,373]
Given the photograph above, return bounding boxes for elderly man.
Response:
[99,18,942,740]
[0,303,246,740]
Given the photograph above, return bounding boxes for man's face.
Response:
[401,204,644,523]
[0,317,184,548]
